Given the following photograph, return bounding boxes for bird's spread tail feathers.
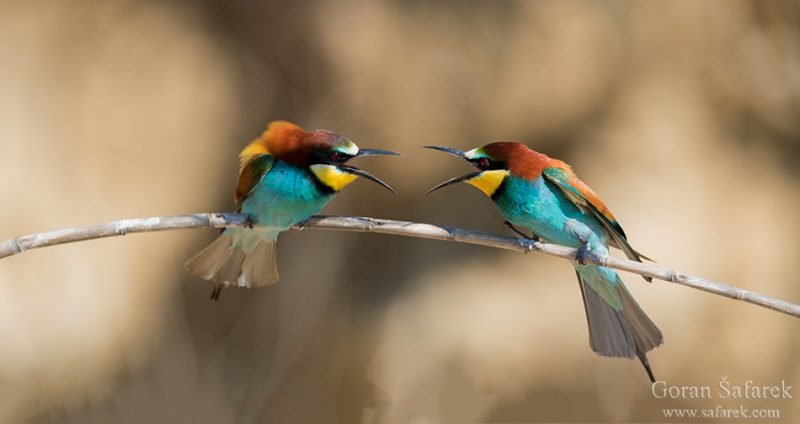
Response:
[575,267,663,382]
[185,229,279,301]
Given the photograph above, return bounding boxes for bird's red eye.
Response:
[331,152,344,162]
[478,158,490,168]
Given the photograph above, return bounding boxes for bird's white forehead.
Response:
[464,148,486,159]
[333,140,359,156]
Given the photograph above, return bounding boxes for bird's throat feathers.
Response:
[309,164,357,192]
[467,169,509,197]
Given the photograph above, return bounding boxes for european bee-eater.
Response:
[186,121,399,300]
[425,142,662,382]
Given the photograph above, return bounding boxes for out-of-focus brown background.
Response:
[1,0,799,422]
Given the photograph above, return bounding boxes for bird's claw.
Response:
[521,238,536,254]
[245,214,256,229]
[575,241,591,265]
[296,221,306,231]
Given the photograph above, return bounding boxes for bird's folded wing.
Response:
[542,164,650,264]
[235,154,275,204]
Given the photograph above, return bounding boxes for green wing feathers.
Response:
[542,166,652,281]
[235,154,275,204]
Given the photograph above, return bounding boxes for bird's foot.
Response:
[521,238,537,254]
[504,221,540,242]
[244,214,256,229]
[295,220,306,231]
[575,239,592,265]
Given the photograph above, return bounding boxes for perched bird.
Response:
[425,142,662,382]
[186,121,399,300]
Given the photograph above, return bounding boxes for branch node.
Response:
[115,221,129,236]
[14,238,26,253]
[205,213,217,228]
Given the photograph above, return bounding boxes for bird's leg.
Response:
[575,236,592,265]
[504,221,540,254]
[244,213,256,229]
[504,221,540,242]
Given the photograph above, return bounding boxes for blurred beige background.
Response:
[1,0,799,422]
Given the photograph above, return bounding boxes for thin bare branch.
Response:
[1,213,798,318]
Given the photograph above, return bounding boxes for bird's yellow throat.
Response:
[310,164,358,192]
[467,170,509,197]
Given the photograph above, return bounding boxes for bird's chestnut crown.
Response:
[306,133,360,166]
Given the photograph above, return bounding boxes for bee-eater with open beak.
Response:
[425,142,662,382]
[186,121,399,300]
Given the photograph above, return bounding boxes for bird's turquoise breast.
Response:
[495,175,606,249]
[240,160,334,230]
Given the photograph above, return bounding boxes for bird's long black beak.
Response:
[424,145,476,194]
[338,165,396,193]
[426,171,481,195]
[423,145,467,158]
[356,148,402,157]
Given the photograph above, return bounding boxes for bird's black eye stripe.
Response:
[308,150,353,165]
[327,150,355,163]
[470,157,503,170]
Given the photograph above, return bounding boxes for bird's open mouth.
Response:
[426,171,481,194]
[423,145,481,194]
[338,165,396,193]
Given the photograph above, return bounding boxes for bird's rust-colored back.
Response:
[235,121,306,203]
[239,121,305,167]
